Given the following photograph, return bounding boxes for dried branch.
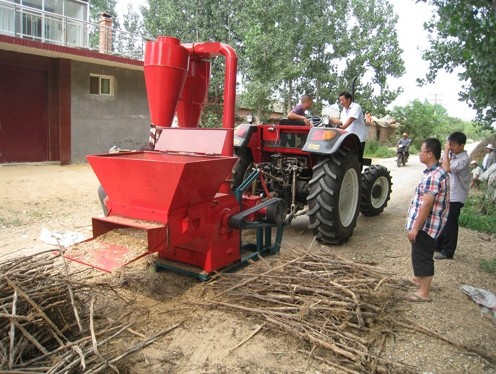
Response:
[204,246,413,373]
[0,252,183,372]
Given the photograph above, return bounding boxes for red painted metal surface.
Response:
[182,42,237,158]
[73,37,245,275]
[64,241,151,273]
[143,38,237,153]
[163,193,240,273]
[144,36,190,127]
[154,128,232,156]
[240,195,263,222]
[87,151,237,223]
[176,56,210,127]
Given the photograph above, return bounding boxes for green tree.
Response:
[117,4,145,59]
[390,99,482,147]
[235,0,305,119]
[89,0,118,23]
[417,0,496,131]
[141,0,405,124]
[391,99,447,147]
[88,0,119,52]
[337,0,405,115]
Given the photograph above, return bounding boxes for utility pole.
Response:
[430,94,443,115]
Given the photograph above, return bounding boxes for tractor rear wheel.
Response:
[360,165,392,216]
[232,151,253,191]
[307,147,361,244]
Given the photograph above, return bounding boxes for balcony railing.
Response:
[0,0,150,60]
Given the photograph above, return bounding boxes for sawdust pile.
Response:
[72,228,148,252]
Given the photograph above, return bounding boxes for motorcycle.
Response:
[396,145,409,167]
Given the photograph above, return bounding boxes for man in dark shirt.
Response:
[287,94,313,126]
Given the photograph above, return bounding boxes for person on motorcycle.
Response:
[287,94,313,126]
[397,132,412,160]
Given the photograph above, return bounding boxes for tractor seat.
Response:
[278,118,306,126]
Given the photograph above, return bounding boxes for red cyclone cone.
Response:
[176,56,211,127]
[144,36,189,127]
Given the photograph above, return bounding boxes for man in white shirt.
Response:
[330,91,367,163]
[434,132,471,260]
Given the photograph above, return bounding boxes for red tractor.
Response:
[64,36,391,279]
[232,116,392,244]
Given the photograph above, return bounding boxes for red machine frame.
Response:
[64,37,285,279]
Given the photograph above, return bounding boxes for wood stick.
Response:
[8,289,18,369]
[11,318,49,356]
[266,316,358,361]
[300,350,362,374]
[56,247,83,333]
[85,322,183,374]
[72,345,86,372]
[18,325,124,368]
[106,317,146,339]
[227,322,266,353]
[5,278,66,345]
[89,296,103,361]
[396,318,496,364]
[212,254,307,299]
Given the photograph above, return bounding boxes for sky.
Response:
[114,0,477,121]
[387,0,476,121]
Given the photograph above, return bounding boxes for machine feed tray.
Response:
[64,238,151,273]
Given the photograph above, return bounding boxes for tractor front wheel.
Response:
[360,165,392,216]
[307,148,361,244]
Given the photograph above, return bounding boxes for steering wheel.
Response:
[310,116,323,127]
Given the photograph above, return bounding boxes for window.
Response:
[90,74,114,96]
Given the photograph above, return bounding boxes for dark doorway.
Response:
[0,64,48,163]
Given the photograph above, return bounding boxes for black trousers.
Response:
[435,201,464,258]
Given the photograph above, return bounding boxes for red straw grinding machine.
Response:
[64,37,286,280]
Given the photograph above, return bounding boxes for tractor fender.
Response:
[302,128,361,159]
[233,124,258,149]
[233,123,259,162]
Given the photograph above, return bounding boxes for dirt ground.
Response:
[1,149,495,373]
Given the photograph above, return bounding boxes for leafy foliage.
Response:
[364,140,395,158]
[417,0,496,131]
[140,0,405,125]
[390,99,485,148]
[89,0,118,24]
[459,190,496,234]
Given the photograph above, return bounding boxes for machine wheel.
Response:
[402,156,406,166]
[232,153,253,191]
[307,147,361,244]
[396,154,402,167]
[360,165,392,216]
